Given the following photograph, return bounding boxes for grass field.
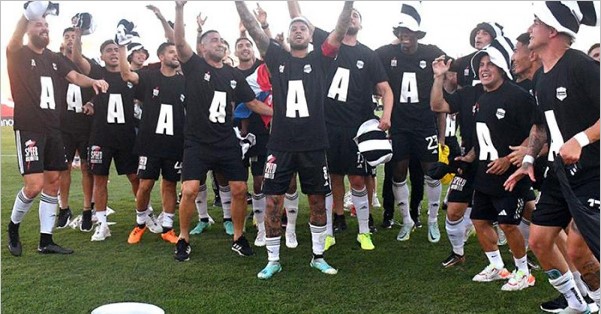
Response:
[1,125,556,313]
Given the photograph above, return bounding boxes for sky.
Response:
[1,1,600,103]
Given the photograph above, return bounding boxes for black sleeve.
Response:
[134,69,149,102]
[312,27,329,49]
[54,52,74,78]
[367,47,389,84]
[444,89,463,114]
[265,39,283,75]
[573,53,600,112]
[181,53,201,76]
[233,69,256,104]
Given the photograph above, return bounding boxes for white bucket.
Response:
[91,302,165,314]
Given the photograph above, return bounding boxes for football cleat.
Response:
[257,262,282,280]
[472,264,511,282]
[310,258,338,275]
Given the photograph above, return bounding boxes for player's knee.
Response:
[229,182,247,200]
[446,208,464,222]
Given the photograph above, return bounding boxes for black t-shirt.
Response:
[375,43,446,133]
[181,53,256,148]
[133,69,186,160]
[451,51,478,88]
[236,59,263,78]
[532,48,600,185]
[264,28,333,152]
[474,80,535,196]
[57,54,94,134]
[444,84,485,152]
[88,64,136,150]
[515,78,534,96]
[324,37,389,128]
[7,46,73,132]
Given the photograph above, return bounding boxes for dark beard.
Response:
[290,42,309,51]
[346,27,359,36]
[30,35,49,49]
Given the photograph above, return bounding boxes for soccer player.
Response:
[375,3,446,243]
[7,9,107,256]
[505,2,600,311]
[459,38,537,291]
[173,1,271,261]
[71,36,141,242]
[55,27,95,232]
[236,0,354,279]
[118,42,185,245]
[288,2,393,251]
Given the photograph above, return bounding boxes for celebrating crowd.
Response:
[5,1,600,313]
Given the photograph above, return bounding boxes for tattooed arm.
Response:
[504,123,547,191]
[235,1,270,57]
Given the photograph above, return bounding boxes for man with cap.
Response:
[236,0,354,279]
[451,22,502,88]
[457,37,537,291]
[375,2,446,243]
[505,1,600,312]
[288,1,393,251]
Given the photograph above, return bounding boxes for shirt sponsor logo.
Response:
[31,59,36,67]
[153,88,159,97]
[204,72,211,81]
[419,60,427,69]
[180,94,185,102]
[496,108,505,120]
[127,82,134,89]
[556,87,567,101]
[230,80,237,89]
[52,63,57,71]
[391,58,397,67]
[356,60,364,69]
[303,64,312,73]
[279,65,285,73]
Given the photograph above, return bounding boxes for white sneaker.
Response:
[372,192,381,208]
[285,231,298,248]
[472,264,511,282]
[156,212,164,225]
[208,214,215,224]
[254,230,266,247]
[427,221,441,243]
[91,223,111,241]
[501,269,533,291]
[396,220,415,241]
[106,206,116,216]
[145,214,163,234]
[69,215,83,229]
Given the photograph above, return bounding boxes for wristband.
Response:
[574,132,590,147]
[522,155,535,165]
[261,23,269,29]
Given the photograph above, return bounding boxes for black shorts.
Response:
[181,142,247,183]
[446,170,475,204]
[137,156,181,182]
[15,130,67,175]
[532,175,599,229]
[62,131,90,162]
[87,144,138,176]
[445,136,462,161]
[248,155,267,177]
[326,125,371,176]
[262,149,331,195]
[471,189,528,225]
[391,129,439,162]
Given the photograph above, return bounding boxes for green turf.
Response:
[1,125,555,313]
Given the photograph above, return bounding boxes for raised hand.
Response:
[253,2,267,25]
[432,55,452,77]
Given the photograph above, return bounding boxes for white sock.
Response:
[11,188,34,224]
[445,217,465,256]
[573,271,591,298]
[548,270,587,312]
[252,193,266,233]
[162,212,175,229]
[219,185,232,219]
[351,187,370,234]
[325,193,333,236]
[518,218,530,249]
[196,184,208,219]
[284,192,299,233]
[588,287,600,307]
[392,179,412,225]
[463,207,473,228]
[39,193,58,234]
[96,210,108,225]
[424,176,442,224]
[265,236,281,262]
[514,254,529,275]
[136,208,148,225]
[310,224,327,256]
[485,250,504,269]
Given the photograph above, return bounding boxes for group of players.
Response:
[6,1,600,312]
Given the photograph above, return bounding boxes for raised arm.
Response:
[430,55,451,113]
[147,4,174,43]
[72,28,91,75]
[235,1,270,57]
[65,71,108,95]
[325,1,354,51]
[253,3,273,40]
[118,44,139,84]
[174,1,193,63]
[7,16,28,54]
